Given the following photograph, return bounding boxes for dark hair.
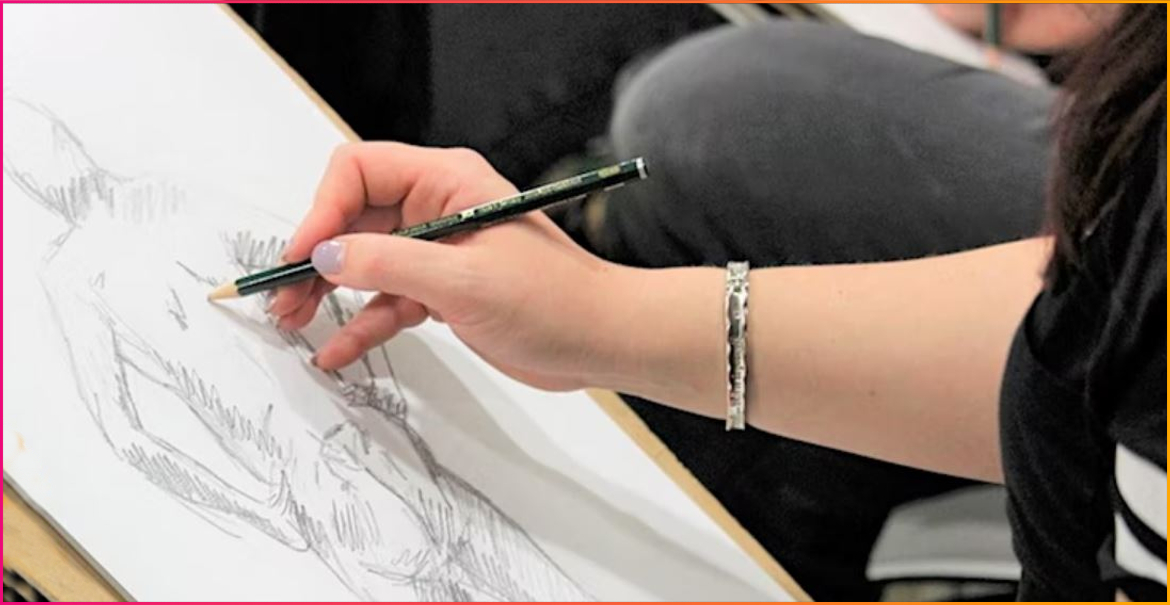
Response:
[1047,4,1166,284]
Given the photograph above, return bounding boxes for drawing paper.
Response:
[2,4,794,601]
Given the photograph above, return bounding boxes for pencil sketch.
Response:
[4,97,590,601]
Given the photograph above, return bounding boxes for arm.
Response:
[590,238,1050,483]
[274,143,1049,485]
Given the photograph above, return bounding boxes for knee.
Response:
[609,22,857,193]
[610,25,752,173]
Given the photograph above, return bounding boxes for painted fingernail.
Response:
[311,240,345,275]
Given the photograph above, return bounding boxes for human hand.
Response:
[271,143,619,391]
[930,3,1119,53]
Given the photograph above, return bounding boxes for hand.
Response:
[271,143,618,391]
[930,3,1119,53]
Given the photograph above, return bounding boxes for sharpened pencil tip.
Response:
[207,282,240,302]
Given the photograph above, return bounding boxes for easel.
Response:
[2,6,809,602]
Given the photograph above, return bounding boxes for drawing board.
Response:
[3,4,800,601]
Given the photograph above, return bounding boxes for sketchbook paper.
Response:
[2,4,793,601]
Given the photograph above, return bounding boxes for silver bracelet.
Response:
[724,261,750,430]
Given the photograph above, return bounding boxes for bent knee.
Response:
[610,22,878,190]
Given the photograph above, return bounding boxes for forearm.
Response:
[590,238,1050,482]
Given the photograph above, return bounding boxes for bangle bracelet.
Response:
[724,261,750,431]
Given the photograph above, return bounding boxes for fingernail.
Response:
[310,354,320,368]
[311,240,345,275]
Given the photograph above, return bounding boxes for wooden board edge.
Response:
[219,5,359,143]
[586,389,813,602]
[0,10,356,602]
[3,485,122,602]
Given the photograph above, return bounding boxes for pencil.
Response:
[984,4,1003,68]
[208,157,649,300]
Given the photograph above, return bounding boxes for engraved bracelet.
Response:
[724,261,750,430]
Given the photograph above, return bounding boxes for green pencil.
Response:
[984,4,1003,67]
[208,157,648,300]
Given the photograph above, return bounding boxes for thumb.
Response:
[310,233,470,311]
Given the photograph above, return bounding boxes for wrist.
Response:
[581,264,726,417]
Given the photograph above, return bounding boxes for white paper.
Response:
[2,4,794,601]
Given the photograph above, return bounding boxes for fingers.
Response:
[310,232,473,312]
[285,143,478,262]
[285,143,408,262]
[274,143,510,332]
[269,205,400,317]
[274,279,335,331]
[347,204,403,235]
[268,278,319,318]
[314,293,428,370]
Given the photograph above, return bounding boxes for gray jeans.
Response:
[598,22,1055,599]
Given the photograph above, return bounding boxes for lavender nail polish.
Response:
[311,240,345,274]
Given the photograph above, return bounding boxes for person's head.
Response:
[1047,4,1166,284]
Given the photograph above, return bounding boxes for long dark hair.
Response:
[1047,4,1166,284]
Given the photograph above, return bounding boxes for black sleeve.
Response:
[1092,138,1167,601]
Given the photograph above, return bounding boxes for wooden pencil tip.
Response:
[207,282,240,302]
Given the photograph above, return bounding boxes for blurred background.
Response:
[224,3,1065,189]
[229,3,726,187]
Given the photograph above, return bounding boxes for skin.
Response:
[272,143,1050,484]
[930,3,1120,53]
